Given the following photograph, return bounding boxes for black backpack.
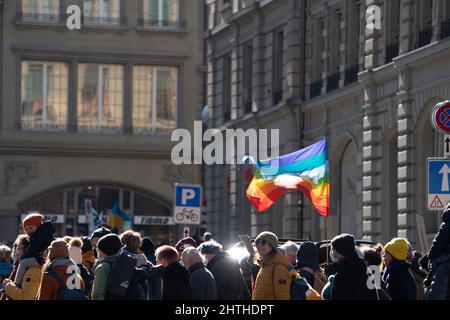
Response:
[46,267,89,300]
[105,251,148,300]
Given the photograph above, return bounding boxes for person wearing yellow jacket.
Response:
[3,266,42,300]
[252,231,291,300]
[1,235,42,300]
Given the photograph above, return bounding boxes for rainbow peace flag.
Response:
[243,139,329,217]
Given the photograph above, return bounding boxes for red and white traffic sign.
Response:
[431,100,450,134]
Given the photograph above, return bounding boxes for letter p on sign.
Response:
[181,189,196,205]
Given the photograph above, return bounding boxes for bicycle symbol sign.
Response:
[431,101,450,134]
[173,183,202,225]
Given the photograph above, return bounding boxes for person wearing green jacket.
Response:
[90,234,122,300]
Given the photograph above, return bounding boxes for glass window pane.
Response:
[83,0,120,24]
[21,61,68,131]
[21,0,59,21]
[143,0,178,25]
[156,68,177,130]
[78,63,123,133]
[132,66,177,134]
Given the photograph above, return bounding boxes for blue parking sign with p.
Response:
[175,184,202,207]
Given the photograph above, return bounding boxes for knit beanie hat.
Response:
[296,241,319,270]
[254,231,279,251]
[48,239,70,260]
[90,226,111,241]
[97,234,123,256]
[22,213,44,229]
[384,238,409,261]
[331,234,356,257]
[175,237,197,253]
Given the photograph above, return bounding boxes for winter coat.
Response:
[78,264,94,296]
[1,260,18,300]
[253,252,291,300]
[188,262,217,300]
[321,275,334,300]
[207,252,246,300]
[428,210,450,262]
[382,260,417,300]
[425,259,450,300]
[0,262,13,280]
[91,255,118,300]
[161,261,192,300]
[126,250,163,300]
[409,263,426,300]
[22,221,55,265]
[4,265,42,300]
[37,258,85,300]
[331,251,378,300]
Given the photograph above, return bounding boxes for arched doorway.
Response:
[19,184,173,245]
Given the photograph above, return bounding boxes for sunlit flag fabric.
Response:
[243,139,329,217]
[107,202,131,229]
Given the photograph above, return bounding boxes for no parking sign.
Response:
[431,100,450,134]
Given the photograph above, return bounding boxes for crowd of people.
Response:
[0,206,449,300]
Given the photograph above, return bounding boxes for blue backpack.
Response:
[46,267,89,300]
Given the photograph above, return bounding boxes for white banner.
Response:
[133,216,174,225]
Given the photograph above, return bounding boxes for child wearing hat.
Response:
[14,213,55,287]
[69,238,94,296]
[37,239,85,300]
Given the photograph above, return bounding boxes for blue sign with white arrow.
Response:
[427,158,450,210]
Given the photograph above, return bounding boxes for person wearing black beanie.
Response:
[91,234,123,300]
[329,233,378,300]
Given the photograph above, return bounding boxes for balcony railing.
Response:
[16,11,60,23]
[441,19,450,40]
[139,19,186,29]
[345,65,359,85]
[418,27,433,47]
[82,16,126,26]
[272,90,283,105]
[385,42,399,64]
[310,80,322,99]
[327,73,340,93]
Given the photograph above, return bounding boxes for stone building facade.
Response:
[205,0,450,248]
[0,0,203,243]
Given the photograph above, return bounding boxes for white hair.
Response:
[281,241,299,256]
[182,247,206,265]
